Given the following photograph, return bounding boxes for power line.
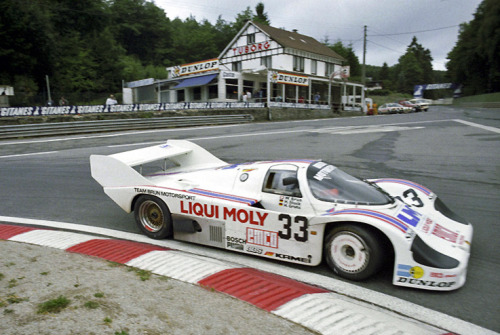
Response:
[367,40,406,55]
[369,25,458,37]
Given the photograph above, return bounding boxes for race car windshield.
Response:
[307,161,391,205]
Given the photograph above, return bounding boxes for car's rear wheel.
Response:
[134,195,173,239]
[324,224,384,281]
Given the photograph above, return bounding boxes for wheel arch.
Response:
[323,220,395,262]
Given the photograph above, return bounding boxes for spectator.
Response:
[59,97,68,105]
[106,94,117,105]
[242,92,249,107]
[314,92,320,104]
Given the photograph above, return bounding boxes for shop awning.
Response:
[173,73,218,89]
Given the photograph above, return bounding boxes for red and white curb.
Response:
[0,222,491,335]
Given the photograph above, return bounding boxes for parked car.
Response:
[409,99,430,111]
[398,100,420,112]
[377,103,404,114]
[90,140,473,290]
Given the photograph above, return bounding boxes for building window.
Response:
[261,56,272,68]
[293,56,304,72]
[225,79,238,100]
[311,60,317,75]
[193,87,201,101]
[232,61,242,72]
[247,33,255,44]
[325,63,335,77]
[243,80,254,98]
[177,89,185,102]
[208,84,218,99]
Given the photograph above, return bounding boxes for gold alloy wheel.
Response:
[138,200,165,233]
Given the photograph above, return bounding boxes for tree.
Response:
[254,2,270,25]
[393,37,433,94]
[109,0,173,66]
[379,63,390,80]
[233,7,253,33]
[0,0,55,87]
[327,41,360,76]
[447,0,500,95]
[396,52,424,93]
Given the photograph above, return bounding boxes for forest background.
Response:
[0,0,498,106]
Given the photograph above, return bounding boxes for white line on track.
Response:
[0,151,58,159]
[453,119,500,133]
[0,215,495,335]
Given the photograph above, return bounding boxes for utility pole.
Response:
[46,75,52,105]
[362,25,367,85]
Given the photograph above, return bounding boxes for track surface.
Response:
[1,106,499,332]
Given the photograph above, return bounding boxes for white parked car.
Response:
[377,103,404,114]
[409,99,430,111]
[90,140,472,290]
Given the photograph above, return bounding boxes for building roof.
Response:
[252,21,345,62]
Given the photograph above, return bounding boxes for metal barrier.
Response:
[0,114,253,139]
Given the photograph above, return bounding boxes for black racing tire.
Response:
[134,195,173,239]
[324,224,384,281]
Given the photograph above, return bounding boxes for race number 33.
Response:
[278,214,308,242]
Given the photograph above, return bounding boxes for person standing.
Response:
[314,92,320,104]
[106,94,117,105]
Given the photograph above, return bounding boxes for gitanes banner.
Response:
[0,102,267,117]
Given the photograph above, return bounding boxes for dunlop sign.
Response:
[169,58,219,78]
[269,71,309,86]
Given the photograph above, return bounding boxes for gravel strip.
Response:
[0,240,316,335]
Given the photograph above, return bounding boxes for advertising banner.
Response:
[269,71,309,86]
[168,59,219,78]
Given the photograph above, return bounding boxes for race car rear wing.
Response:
[90,140,227,188]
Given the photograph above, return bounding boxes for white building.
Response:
[125,20,364,110]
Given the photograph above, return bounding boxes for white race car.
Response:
[90,140,472,290]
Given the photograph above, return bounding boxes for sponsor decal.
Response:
[269,71,309,86]
[232,41,271,56]
[396,204,423,228]
[397,277,456,288]
[247,228,278,248]
[432,223,459,243]
[279,196,302,209]
[313,164,335,181]
[430,272,457,278]
[180,201,268,226]
[275,253,312,264]
[134,188,195,200]
[397,264,424,279]
[226,236,245,250]
[246,246,263,255]
[169,59,219,77]
[421,218,434,234]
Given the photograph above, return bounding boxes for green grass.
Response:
[37,295,70,314]
[455,92,500,103]
[84,301,100,309]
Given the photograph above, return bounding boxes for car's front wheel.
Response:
[134,195,173,239]
[324,224,384,281]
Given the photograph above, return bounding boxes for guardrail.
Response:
[0,114,253,140]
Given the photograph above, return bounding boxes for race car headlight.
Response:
[411,235,459,269]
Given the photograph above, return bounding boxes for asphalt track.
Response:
[0,106,499,333]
